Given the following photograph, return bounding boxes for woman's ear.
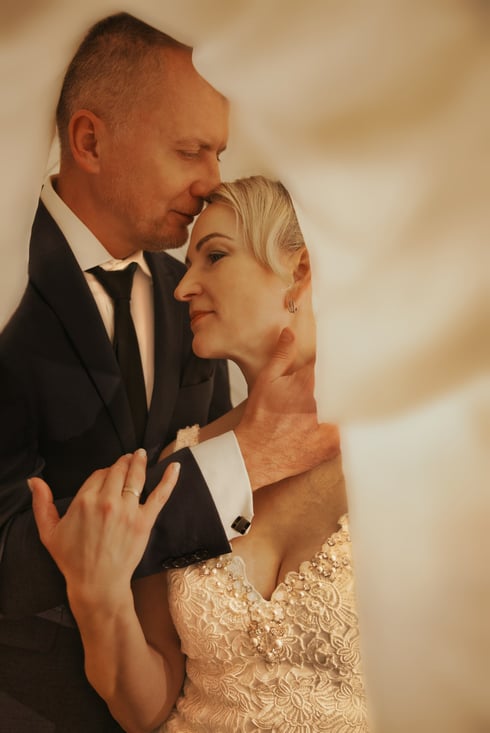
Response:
[284,246,311,313]
[292,246,311,295]
[67,109,103,173]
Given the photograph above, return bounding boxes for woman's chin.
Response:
[191,338,223,361]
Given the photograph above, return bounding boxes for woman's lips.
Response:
[190,310,212,327]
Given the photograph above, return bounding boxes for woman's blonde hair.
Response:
[208,176,305,284]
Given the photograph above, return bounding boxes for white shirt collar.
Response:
[40,175,151,277]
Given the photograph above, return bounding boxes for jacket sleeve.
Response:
[135,448,231,577]
[0,448,231,616]
[0,358,68,617]
[133,358,235,578]
[0,355,231,614]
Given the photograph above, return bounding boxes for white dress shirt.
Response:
[41,176,252,539]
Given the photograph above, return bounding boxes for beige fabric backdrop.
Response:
[1,2,489,731]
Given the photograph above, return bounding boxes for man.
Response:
[0,12,329,732]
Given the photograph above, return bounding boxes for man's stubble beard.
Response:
[139,223,189,253]
[101,180,189,254]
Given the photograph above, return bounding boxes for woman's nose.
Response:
[174,269,202,302]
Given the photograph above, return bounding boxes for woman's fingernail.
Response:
[27,478,33,492]
[136,448,147,457]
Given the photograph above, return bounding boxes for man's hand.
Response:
[30,451,179,613]
[234,328,339,490]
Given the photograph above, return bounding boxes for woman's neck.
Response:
[237,336,316,392]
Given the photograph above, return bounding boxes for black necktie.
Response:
[90,263,147,445]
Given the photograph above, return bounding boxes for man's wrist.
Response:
[234,423,273,491]
[189,431,253,536]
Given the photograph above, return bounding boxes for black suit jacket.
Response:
[0,201,232,625]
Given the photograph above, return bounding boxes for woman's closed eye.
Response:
[208,251,227,264]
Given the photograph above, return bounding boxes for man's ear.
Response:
[67,110,103,173]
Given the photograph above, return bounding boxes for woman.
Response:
[31,176,368,732]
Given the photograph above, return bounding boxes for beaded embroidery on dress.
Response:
[160,427,369,733]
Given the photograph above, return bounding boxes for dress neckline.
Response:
[225,512,349,603]
[196,513,352,662]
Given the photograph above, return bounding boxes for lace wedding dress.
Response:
[160,429,369,733]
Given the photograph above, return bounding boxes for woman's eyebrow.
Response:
[195,232,233,252]
[185,232,233,266]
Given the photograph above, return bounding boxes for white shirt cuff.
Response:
[190,431,253,540]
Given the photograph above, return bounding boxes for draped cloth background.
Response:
[1,2,489,731]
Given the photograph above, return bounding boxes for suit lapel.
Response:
[29,201,136,453]
[144,251,183,447]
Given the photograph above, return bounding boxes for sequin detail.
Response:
[199,519,351,664]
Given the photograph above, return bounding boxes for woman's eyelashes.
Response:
[185,249,227,270]
[207,251,226,264]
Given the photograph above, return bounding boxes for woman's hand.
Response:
[32,454,184,729]
[30,450,180,612]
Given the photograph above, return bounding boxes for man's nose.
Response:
[190,156,221,199]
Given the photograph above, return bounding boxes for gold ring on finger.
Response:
[121,487,141,500]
